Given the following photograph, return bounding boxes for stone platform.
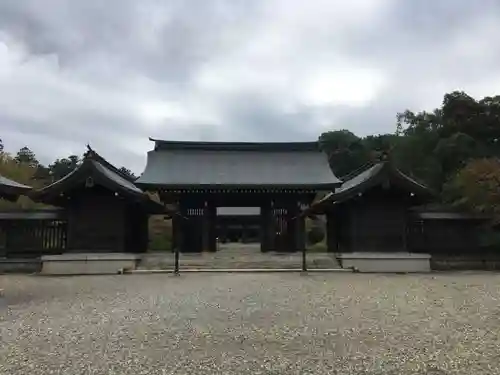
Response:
[41,253,140,275]
[338,252,431,273]
[0,258,41,274]
[139,246,341,270]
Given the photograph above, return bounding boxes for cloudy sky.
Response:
[1,0,500,173]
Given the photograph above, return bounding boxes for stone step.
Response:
[139,252,341,270]
[138,264,340,270]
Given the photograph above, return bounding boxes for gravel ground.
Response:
[1,273,500,374]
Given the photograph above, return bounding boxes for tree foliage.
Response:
[48,155,81,181]
[0,152,40,209]
[0,152,35,186]
[15,146,39,168]
[444,158,500,220]
[316,90,500,219]
[318,130,370,177]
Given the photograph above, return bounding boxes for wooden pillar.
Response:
[0,222,7,257]
[202,201,210,252]
[260,205,269,252]
[296,215,306,252]
[260,201,274,252]
[208,204,217,252]
[286,203,299,252]
[178,201,188,253]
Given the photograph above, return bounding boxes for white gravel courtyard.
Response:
[1,272,500,374]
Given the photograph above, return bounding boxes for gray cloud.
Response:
[1,0,500,173]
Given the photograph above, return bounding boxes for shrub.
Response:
[148,215,172,251]
[307,225,325,245]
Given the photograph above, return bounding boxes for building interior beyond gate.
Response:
[216,207,261,243]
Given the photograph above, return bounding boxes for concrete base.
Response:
[0,258,42,274]
[41,253,140,275]
[338,252,431,273]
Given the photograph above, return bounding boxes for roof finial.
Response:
[84,144,95,159]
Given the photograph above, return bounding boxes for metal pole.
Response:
[174,246,180,275]
[302,244,307,272]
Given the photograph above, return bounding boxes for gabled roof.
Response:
[0,174,32,201]
[306,160,434,214]
[137,139,341,190]
[29,148,165,213]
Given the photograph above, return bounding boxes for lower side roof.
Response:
[0,174,32,200]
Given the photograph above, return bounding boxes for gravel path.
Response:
[1,273,500,374]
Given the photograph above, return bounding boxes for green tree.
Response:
[444,158,500,220]
[318,130,370,177]
[0,152,41,209]
[15,146,39,168]
[48,155,81,181]
[394,91,500,192]
[32,165,52,183]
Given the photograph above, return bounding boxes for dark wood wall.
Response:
[125,207,149,253]
[408,219,484,254]
[65,186,149,253]
[327,187,419,253]
[66,188,126,252]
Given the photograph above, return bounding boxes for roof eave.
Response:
[149,138,322,152]
[0,185,32,198]
[135,182,341,191]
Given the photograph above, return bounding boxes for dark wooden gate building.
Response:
[306,159,434,253]
[29,147,166,253]
[136,139,340,253]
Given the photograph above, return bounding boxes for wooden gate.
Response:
[273,207,290,252]
[182,207,204,252]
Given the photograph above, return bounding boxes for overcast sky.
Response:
[1,0,500,173]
